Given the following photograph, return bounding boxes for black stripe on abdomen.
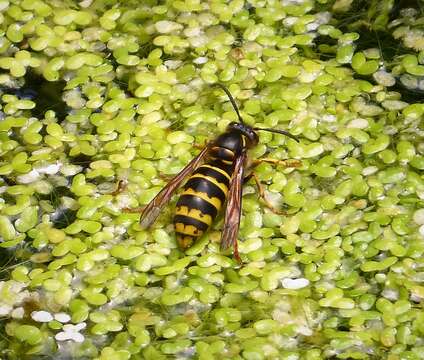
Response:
[176,194,218,218]
[195,166,230,187]
[209,159,233,175]
[173,215,209,232]
[184,177,226,203]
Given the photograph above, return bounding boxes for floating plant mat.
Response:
[0,0,423,359]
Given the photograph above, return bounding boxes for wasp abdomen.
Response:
[174,155,233,249]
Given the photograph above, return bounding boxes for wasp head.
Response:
[228,122,259,148]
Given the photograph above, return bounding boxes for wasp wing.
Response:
[139,144,210,228]
[220,150,247,256]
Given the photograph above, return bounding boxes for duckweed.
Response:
[0,0,422,359]
[14,324,43,345]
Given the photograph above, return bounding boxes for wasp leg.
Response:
[111,181,146,213]
[122,207,146,213]
[159,173,174,182]
[245,173,286,215]
[251,158,301,168]
[111,180,127,196]
[193,140,209,150]
[243,173,254,184]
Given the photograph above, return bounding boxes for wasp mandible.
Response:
[133,84,300,262]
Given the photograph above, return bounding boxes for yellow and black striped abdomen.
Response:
[174,159,233,249]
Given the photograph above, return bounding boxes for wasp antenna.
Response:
[215,83,244,124]
[253,128,299,142]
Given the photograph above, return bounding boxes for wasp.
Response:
[134,85,300,262]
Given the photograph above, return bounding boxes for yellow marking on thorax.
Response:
[175,223,204,236]
[209,155,233,165]
[175,205,213,226]
[211,146,235,157]
[200,164,231,180]
[182,188,223,210]
[190,174,228,194]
